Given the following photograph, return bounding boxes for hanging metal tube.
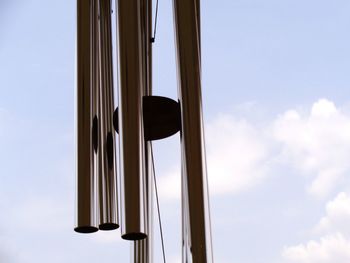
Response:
[116,0,147,240]
[98,0,119,231]
[182,171,191,262]
[131,0,153,258]
[132,143,154,262]
[132,145,153,261]
[173,0,213,261]
[132,0,153,259]
[75,0,99,234]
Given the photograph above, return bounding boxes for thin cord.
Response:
[151,0,159,43]
[150,143,167,263]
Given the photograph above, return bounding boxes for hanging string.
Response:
[151,0,159,43]
[150,143,167,263]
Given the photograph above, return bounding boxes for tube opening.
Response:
[122,232,147,241]
[74,226,98,234]
[99,223,119,231]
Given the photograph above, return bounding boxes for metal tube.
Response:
[172,0,213,261]
[133,0,153,258]
[132,142,154,262]
[75,0,98,234]
[116,0,147,240]
[98,0,119,231]
[132,146,153,262]
[182,170,191,262]
[132,0,153,258]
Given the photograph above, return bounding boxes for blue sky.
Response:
[1,0,350,262]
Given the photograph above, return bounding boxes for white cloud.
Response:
[283,192,350,263]
[158,168,181,200]
[160,99,350,199]
[159,114,272,199]
[273,99,350,197]
[282,233,350,263]
[206,114,272,195]
[315,192,350,235]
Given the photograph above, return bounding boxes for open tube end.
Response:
[99,223,119,231]
[122,232,147,241]
[74,226,99,234]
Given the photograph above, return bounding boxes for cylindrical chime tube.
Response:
[173,0,213,261]
[132,144,153,262]
[182,171,191,263]
[131,237,149,262]
[75,0,99,233]
[132,0,153,259]
[116,0,147,240]
[98,0,119,231]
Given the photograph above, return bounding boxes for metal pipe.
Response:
[172,0,213,261]
[75,0,98,234]
[182,170,191,262]
[132,0,153,257]
[132,145,153,262]
[132,141,155,261]
[98,0,119,231]
[116,0,147,240]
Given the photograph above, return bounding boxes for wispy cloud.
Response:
[282,192,350,263]
[282,233,350,263]
[273,99,350,197]
[314,192,350,235]
[158,113,272,200]
[206,114,272,195]
[160,98,350,199]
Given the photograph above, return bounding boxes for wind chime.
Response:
[75,0,213,261]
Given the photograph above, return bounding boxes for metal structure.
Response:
[75,0,213,261]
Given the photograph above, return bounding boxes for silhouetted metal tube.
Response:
[141,0,154,254]
[182,172,191,262]
[97,0,119,231]
[133,0,153,259]
[173,0,213,261]
[133,143,155,259]
[131,0,153,258]
[132,144,153,262]
[75,0,98,234]
[116,0,147,240]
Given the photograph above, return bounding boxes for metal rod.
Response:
[182,169,191,263]
[132,0,154,258]
[75,0,98,234]
[116,0,147,241]
[172,0,213,261]
[98,0,119,231]
[132,142,153,262]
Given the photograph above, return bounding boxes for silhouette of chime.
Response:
[75,0,213,262]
